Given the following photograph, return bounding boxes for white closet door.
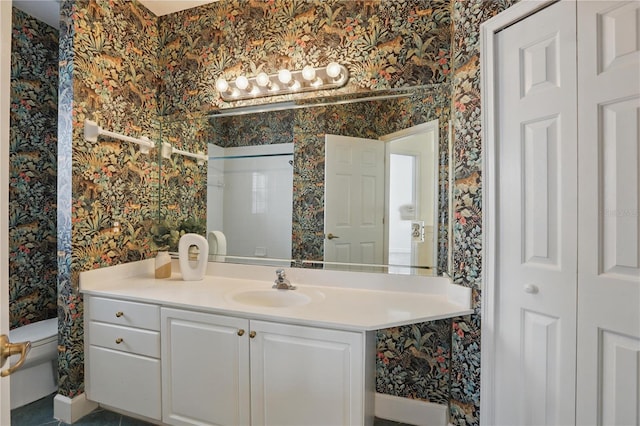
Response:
[576,2,640,425]
[494,2,578,425]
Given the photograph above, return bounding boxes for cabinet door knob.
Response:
[249,331,256,339]
[524,284,539,294]
[115,338,123,344]
[237,329,245,336]
[115,311,124,318]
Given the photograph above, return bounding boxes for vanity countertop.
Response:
[80,259,473,331]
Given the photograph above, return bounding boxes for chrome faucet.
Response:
[273,269,296,290]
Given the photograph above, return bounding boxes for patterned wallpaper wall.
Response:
[448,1,519,424]
[58,0,160,397]
[9,8,59,329]
[53,0,521,424]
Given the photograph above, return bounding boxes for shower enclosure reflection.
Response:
[207,143,293,265]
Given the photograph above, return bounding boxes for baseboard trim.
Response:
[374,393,447,426]
[53,393,98,424]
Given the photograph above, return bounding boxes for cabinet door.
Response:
[249,320,366,426]
[161,308,250,426]
[88,346,161,420]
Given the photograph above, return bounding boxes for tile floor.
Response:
[10,393,152,426]
[11,393,410,426]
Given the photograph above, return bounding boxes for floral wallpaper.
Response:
[448,1,519,425]
[58,0,160,398]
[157,118,208,245]
[50,0,522,423]
[9,8,59,329]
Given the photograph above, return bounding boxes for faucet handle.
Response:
[275,268,286,280]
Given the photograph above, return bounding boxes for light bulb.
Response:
[278,68,292,84]
[256,72,270,87]
[326,62,342,78]
[235,75,250,91]
[215,78,229,93]
[302,65,316,81]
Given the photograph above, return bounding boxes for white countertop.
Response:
[80,260,473,332]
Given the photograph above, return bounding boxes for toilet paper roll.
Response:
[178,233,209,281]
[208,230,227,262]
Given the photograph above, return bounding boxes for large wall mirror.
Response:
[161,86,452,276]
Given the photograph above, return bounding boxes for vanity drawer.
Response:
[89,321,160,358]
[88,297,160,330]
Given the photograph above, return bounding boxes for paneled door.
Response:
[486,1,640,425]
[576,1,640,424]
[324,135,385,266]
[494,1,578,424]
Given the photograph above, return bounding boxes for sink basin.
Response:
[228,289,313,308]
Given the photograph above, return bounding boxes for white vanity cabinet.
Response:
[84,296,162,421]
[161,307,374,426]
[80,261,470,426]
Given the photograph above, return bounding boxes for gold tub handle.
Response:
[0,334,31,377]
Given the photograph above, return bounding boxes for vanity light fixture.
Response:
[216,62,349,101]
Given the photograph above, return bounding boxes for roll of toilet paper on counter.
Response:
[208,230,227,262]
[178,233,209,281]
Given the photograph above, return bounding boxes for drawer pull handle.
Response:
[249,331,256,339]
[237,329,245,336]
[115,338,123,344]
[115,311,124,318]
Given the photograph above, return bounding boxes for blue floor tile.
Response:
[11,392,413,425]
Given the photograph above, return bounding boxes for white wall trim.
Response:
[53,393,98,424]
[479,1,557,425]
[374,393,447,426]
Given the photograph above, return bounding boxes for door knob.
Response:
[0,334,31,377]
[524,284,539,294]
[326,233,340,240]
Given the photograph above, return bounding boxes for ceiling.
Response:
[138,0,217,16]
[11,0,218,29]
[13,0,61,29]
